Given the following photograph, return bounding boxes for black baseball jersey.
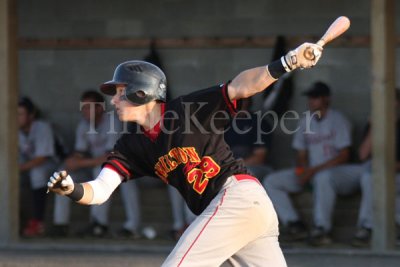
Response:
[104,84,247,215]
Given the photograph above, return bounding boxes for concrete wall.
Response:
[17,0,374,37]
[16,0,400,168]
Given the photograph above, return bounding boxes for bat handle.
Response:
[304,39,325,60]
[304,48,315,60]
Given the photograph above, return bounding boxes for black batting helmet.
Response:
[100,60,167,105]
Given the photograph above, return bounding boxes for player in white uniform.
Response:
[18,97,57,237]
[52,91,141,237]
[263,82,363,246]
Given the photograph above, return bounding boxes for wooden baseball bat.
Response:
[304,16,351,59]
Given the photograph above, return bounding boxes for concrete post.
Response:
[371,0,396,251]
[0,0,19,246]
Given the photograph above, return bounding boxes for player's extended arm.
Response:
[297,148,349,185]
[47,168,123,205]
[296,150,309,169]
[228,42,323,100]
[312,147,350,173]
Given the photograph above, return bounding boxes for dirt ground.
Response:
[1,248,400,267]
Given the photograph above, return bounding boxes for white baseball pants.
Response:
[162,175,287,267]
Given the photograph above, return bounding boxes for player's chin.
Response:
[120,113,137,122]
[118,113,128,121]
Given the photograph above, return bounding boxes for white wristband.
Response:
[281,56,291,72]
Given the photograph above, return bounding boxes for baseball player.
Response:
[18,97,57,237]
[52,91,141,238]
[263,82,363,246]
[48,42,322,266]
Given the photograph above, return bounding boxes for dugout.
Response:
[0,0,398,253]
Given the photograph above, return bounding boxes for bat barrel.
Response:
[303,16,350,60]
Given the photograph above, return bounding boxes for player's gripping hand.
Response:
[285,42,323,70]
[47,170,75,196]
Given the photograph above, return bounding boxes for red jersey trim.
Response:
[142,103,166,142]
[234,174,261,186]
[104,160,131,178]
[178,189,227,266]
[221,84,237,116]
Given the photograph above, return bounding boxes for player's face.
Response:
[81,97,104,122]
[111,86,144,122]
[307,96,329,112]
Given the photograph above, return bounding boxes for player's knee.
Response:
[360,171,372,188]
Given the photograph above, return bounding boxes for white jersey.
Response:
[19,120,55,161]
[292,108,352,167]
[74,113,121,175]
[19,120,56,188]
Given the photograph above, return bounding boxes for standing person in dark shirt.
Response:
[48,41,323,266]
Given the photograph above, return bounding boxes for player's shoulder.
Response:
[31,119,52,132]
[297,112,309,126]
[29,120,54,139]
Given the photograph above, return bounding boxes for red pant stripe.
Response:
[177,189,227,266]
